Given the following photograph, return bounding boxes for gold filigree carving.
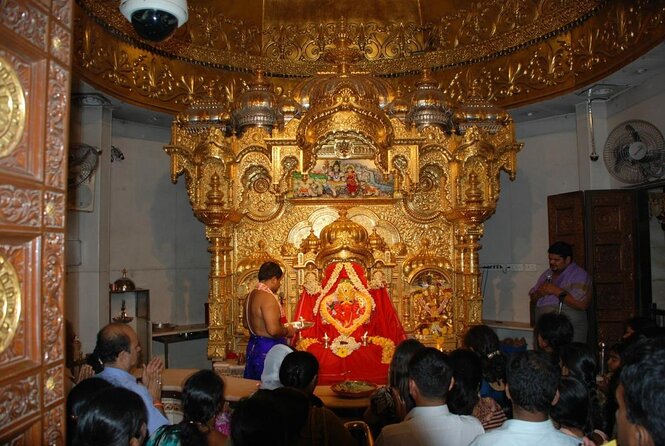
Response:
[0,318,24,364]
[77,0,599,69]
[0,56,26,159]
[74,1,665,117]
[0,52,30,174]
[0,254,22,354]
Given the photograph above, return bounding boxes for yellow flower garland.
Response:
[296,337,320,351]
[369,336,395,364]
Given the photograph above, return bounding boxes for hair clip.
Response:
[487,350,500,359]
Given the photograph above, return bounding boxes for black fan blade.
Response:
[614,144,630,172]
[625,124,642,142]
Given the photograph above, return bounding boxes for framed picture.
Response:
[290,159,395,200]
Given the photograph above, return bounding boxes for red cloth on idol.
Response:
[293,262,406,385]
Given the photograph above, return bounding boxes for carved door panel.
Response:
[548,190,642,345]
[547,191,586,268]
[587,190,639,344]
[1,0,72,443]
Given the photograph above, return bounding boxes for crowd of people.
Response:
[67,256,664,446]
[67,312,664,446]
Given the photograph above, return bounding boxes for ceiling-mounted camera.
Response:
[119,0,188,42]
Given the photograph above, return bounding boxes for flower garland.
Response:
[369,336,395,364]
[313,262,375,315]
[296,337,320,351]
[320,290,372,335]
[330,334,361,358]
[313,263,344,315]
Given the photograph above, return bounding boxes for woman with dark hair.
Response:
[232,387,353,446]
[534,312,574,361]
[463,324,510,416]
[231,389,298,446]
[559,343,608,444]
[147,370,226,446]
[363,338,425,437]
[447,349,506,430]
[67,378,114,446]
[551,376,593,444]
[73,387,148,446]
[279,350,324,407]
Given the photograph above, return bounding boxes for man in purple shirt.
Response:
[529,241,591,342]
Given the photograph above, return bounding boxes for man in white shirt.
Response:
[470,350,578,446]
[377,347,484,446]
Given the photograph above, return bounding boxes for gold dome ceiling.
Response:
[73,0,665,115]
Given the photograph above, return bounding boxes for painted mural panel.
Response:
[291,159,394,199]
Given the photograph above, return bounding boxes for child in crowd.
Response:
[447,349,506,431]
[463,325,510,417]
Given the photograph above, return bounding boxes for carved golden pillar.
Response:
[165,124,242,360]
[449,171,495,343]
[198,174,243,359]
[445,121,522,343]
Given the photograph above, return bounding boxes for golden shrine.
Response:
[164,26,522,361]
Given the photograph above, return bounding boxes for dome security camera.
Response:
[119,0,188,42]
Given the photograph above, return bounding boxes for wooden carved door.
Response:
[548,190,644,345]
[586,190,641,345]
[1,0,72,443]
[547,191,586,268]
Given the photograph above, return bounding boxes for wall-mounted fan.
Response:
[603,120,665,184]
[67,143,102,211]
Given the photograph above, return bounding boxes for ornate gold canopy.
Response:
[73,0,665,115]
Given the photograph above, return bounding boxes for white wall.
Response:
[480,113,580,324]
[109,120,209,325]
[66,103,113,354]
[66,113,210,367]
[110,120,211,368]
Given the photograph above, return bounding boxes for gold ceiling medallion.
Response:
[0,254,22,353]
[0,56,26,158]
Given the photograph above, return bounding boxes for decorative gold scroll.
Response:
[0,254,22,353]
[0,57,26,158]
